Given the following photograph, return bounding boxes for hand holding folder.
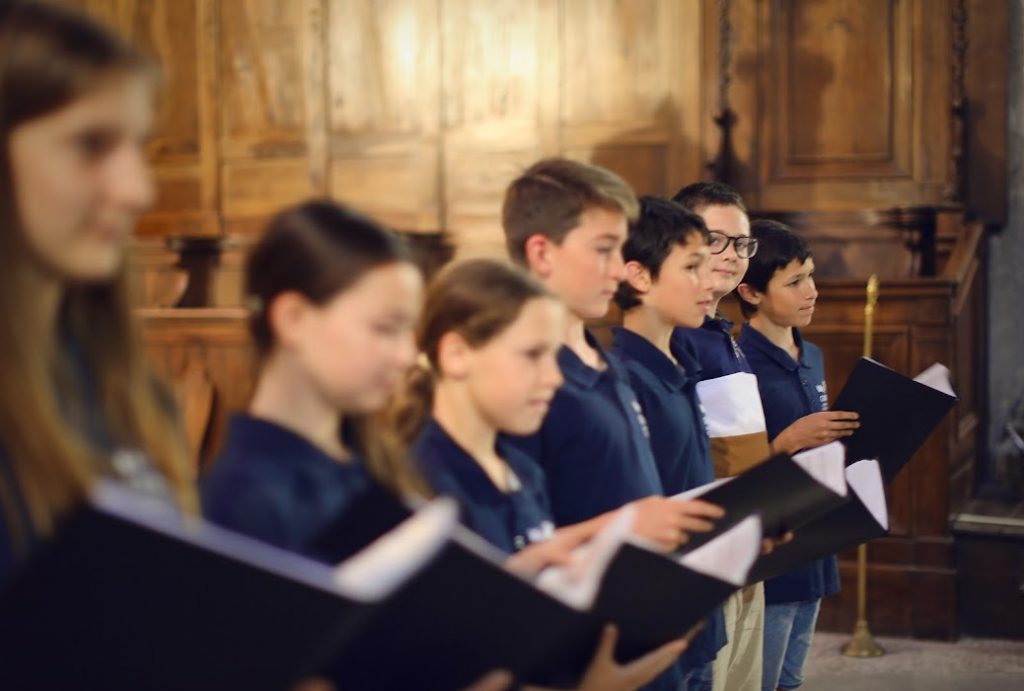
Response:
[670,441,851,552]
[532,507,762,676]
[746,458,889,583]
[0,481,461,691]
[832,357,958,482]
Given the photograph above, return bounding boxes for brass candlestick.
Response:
[841,275,885,658]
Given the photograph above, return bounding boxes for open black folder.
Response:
[746,459,889,583]
[316,485,762,689]
[322,525,601,691]
[0,480,455,691]
[533,510,763,666]
[832,357,958,482]
[671,442,850,552]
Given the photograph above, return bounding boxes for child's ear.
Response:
[624,261,652,294]
[524,234,553,278]
[436,331,472,379]
[267,291,311,350]
[736,282,763,306]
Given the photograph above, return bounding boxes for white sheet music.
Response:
[792,441,849,497]
[676,515,762,586]
[846,459,888,530]
[696,372,767,437]
[913,363,956,398]
[534,504,636,610]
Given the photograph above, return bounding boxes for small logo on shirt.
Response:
[632,399,651,439]
[516,521,556,550]
[816,381,829,411]
[730,335,745,362]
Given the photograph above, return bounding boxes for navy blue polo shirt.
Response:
[610,327,714,494]
[201,415,371,561]
[737,324,841,604]
[673,313,752,381]
[0,447,35,590]
[504,331,665,526]
[504,332,683,691]
[414,418,554,554]
[610,327,726,668]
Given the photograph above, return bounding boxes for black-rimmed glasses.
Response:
[707,230,759,258]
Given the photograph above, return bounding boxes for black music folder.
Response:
[0,480,452,691]
[671,442,850,551]
[312,485,601,690]
[590,514,761,662]
[832,357,958,482]
[747,459,889,583]
[527,509,761,682]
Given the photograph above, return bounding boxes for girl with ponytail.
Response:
[394,258,697,690]
[201,200,426,552]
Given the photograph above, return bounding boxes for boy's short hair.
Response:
[672,181,747,214]
[614,196,709,311]
[502,157,639,266]
[737,219,813,318]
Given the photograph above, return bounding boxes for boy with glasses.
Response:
[671,182,765,691]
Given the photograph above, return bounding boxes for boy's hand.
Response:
[462,671,514,691]
[630,496,724,551]
[772,411,860,455]
[504,530,589,576]
[576,625,689,691]
[761,531,795,555]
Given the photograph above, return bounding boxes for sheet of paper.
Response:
[676,514,762,586]
[913,362,956,398]
[696,372,767,437]
[534,504,636,610]
[792,441,849,497]
[845,459,888,530]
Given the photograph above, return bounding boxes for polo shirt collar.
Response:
[226,414,364,484]
[670,333,705,386]
[611,326,688,392]
[418,419,508,505]
[557,329,616,389]
[739,323,810,372]
[703,312,735,334]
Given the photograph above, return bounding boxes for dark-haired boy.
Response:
[735,220,858,691]
[609,196,726,691]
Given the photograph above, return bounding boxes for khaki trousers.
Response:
[711,582,764,691]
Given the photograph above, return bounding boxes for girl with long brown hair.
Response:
[0,0,194,585]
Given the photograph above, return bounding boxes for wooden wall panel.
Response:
[61,0,1000,245]
[562,0,689,197]
[716,0,953,211]
[770,0,912,178]
[440,0,557,257]
[327,0,441,230]
[128,0,201,160]
[217,0,318,227]
[218,0,308,157]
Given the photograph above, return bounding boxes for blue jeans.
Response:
[681,659,713,691]
[761,599,821,691]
